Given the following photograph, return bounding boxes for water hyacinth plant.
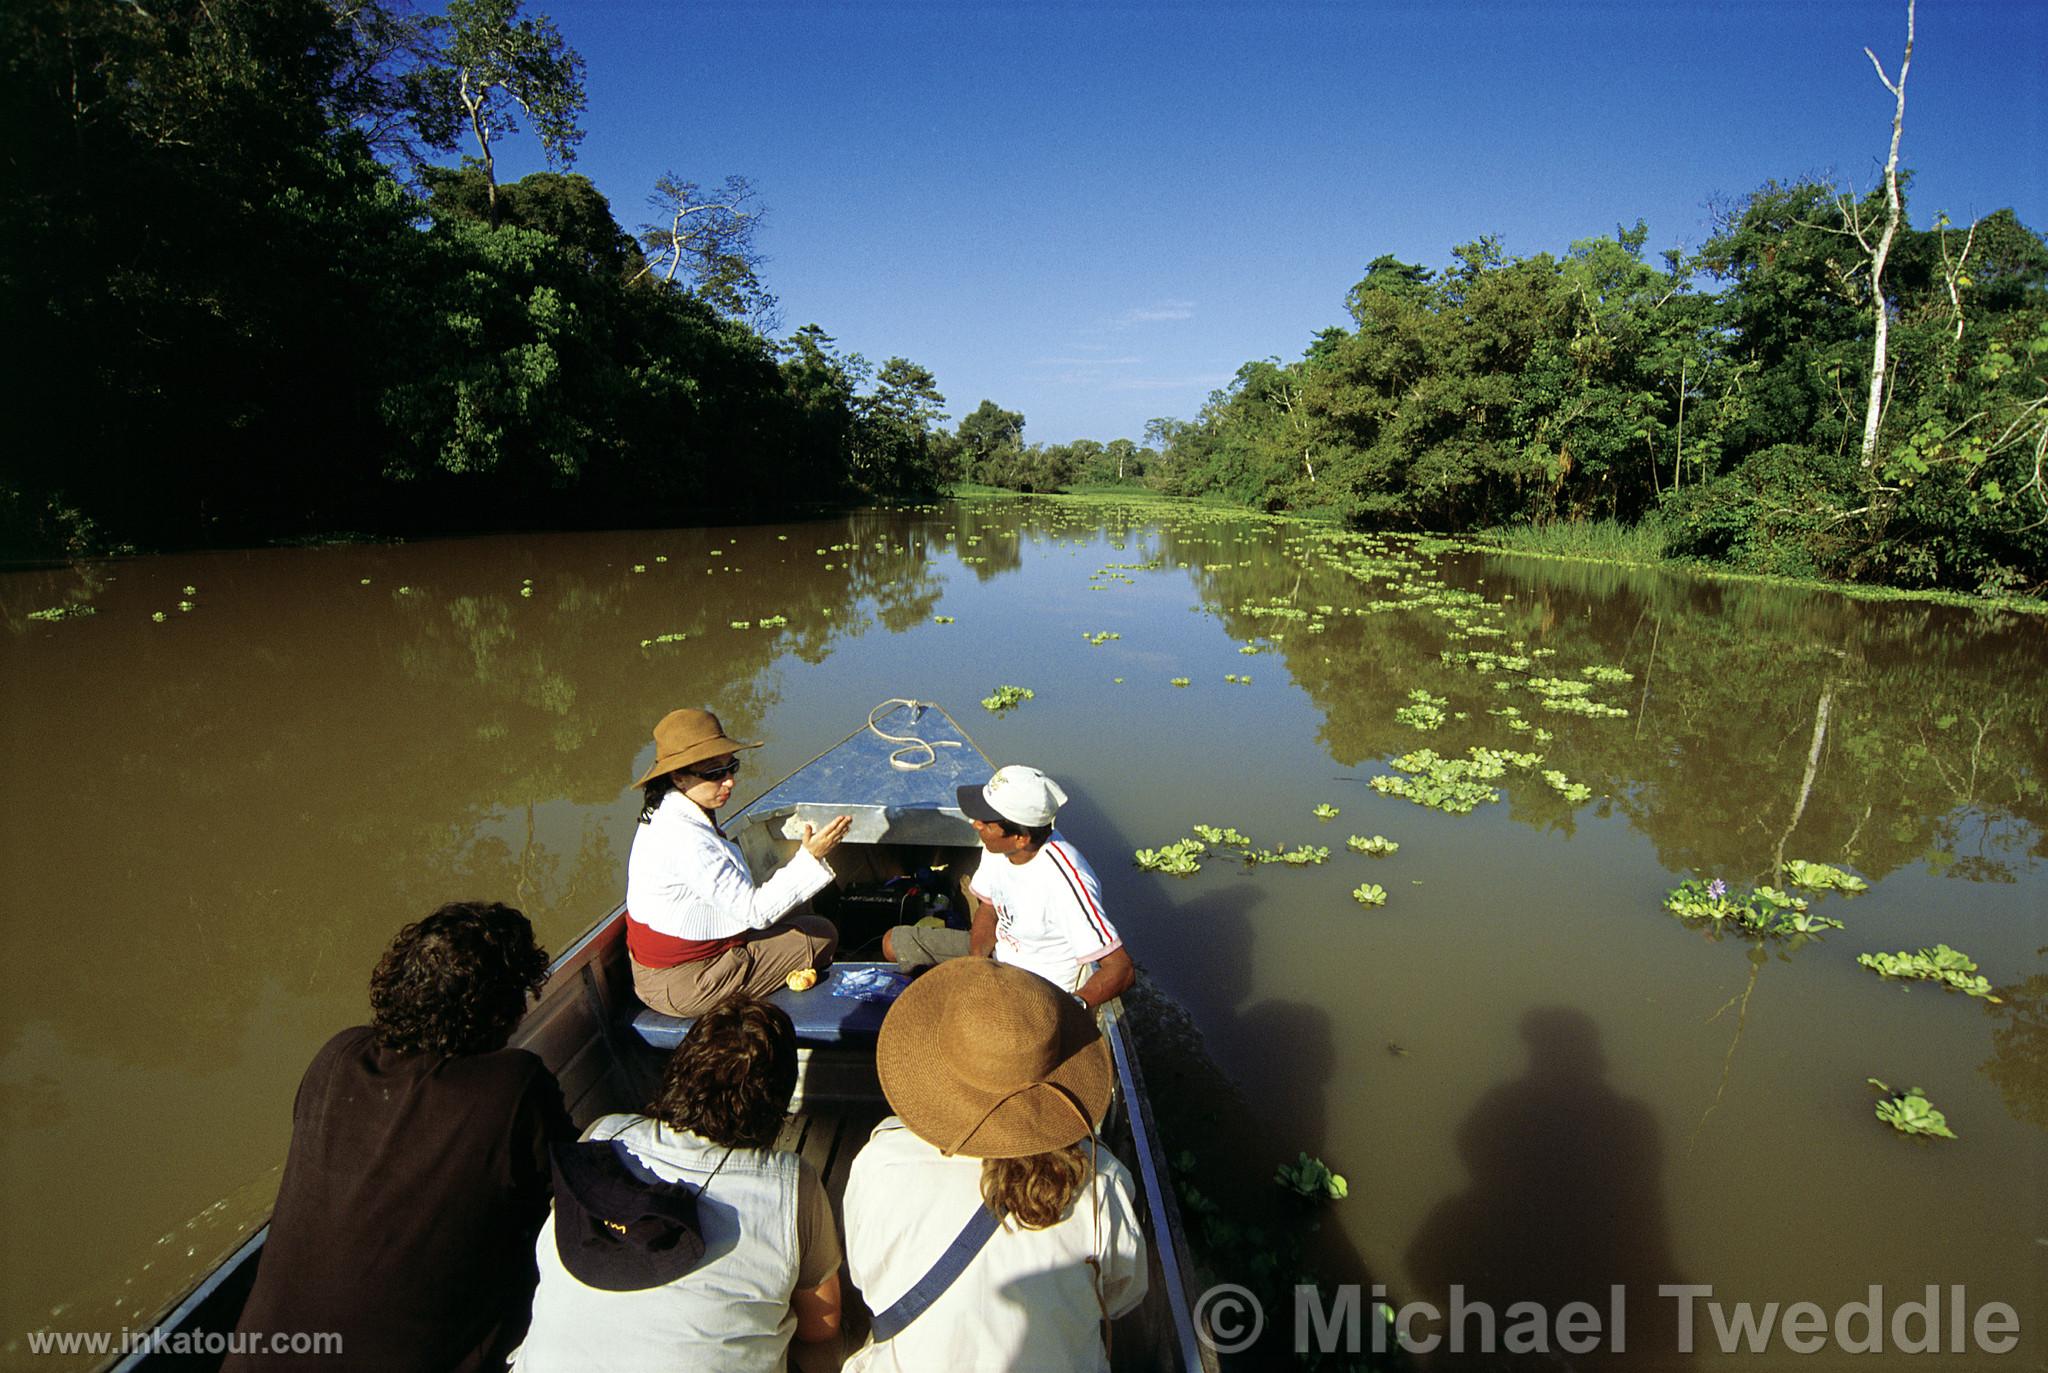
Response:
[1352,883,1387,907]
[1347,835,1399,856]
[1857,945,2003,1001]
[1784,859,1870,892]
[1541,769,1593,803]
[1662,879,1843,938]
[1312,803,1340,820]
[981,684,1035,712]
[1392,688,1448,731]
[1275,1152,1349,1201]
[1133,838,1206,875]
[1867,1080,1957,1139]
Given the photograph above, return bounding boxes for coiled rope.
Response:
[867,698,963,771]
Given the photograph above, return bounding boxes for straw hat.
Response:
[877,958,1112,1159]
[631,708,761,788]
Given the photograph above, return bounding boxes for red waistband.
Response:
[625,913,743,969]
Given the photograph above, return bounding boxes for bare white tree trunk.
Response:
[1857,0,1914,469]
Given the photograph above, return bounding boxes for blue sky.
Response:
[497,1,2047,445]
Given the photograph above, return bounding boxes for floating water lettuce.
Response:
[1352,883,1387,907]
[981,684,1035,712]
[1867,1080,1957,1139]
[1370,746,1539,814]
[1858,945,2002,1001]
[1134,838,1206,875]
[1347,835,1398,856]
[1083,630,1121,645]
[1275,1152,1348,1201]
[1191,825,1251,846]
[27,604,95,621]
[639,632,688,648]
[1170,677,1191,687]
[1541,769,1593,803]
[933,615,955,624]
[1393,688,1447,731]
[1312,803,1340,820]
[1662,879,1842,938]
[1785,859,1869,893]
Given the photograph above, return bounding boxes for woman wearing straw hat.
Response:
[841,958,1148,1371]
[625,708,851,1017]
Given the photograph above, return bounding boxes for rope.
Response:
[868,698,963,771]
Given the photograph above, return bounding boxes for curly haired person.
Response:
[227,902,575,1372]
[515,995,842,1371]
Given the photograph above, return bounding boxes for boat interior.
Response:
[125,812,1211,1371]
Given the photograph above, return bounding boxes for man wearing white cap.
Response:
[882,765,1135,1009]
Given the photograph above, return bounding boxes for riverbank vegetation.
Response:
[998,195,2046,601]
[3,0,956,560]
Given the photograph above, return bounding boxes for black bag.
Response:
[549,1140,708,1292]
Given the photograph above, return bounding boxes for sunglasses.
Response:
[685,759,741,782]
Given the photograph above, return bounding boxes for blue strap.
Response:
[868,1205,1003,1342]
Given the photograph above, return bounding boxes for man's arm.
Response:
[968,895,997,958]
[792,1271,842,1343]
[1075,945,1134,1009]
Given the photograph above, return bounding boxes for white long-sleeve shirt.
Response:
[625,790,834,946]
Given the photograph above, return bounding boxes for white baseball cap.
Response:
[956,765,1068,828]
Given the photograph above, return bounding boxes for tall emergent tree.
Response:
[635,173,776,327]
[430,0,586,223]
[1851,0,1914,469]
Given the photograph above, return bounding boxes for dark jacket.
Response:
[225,1026,575,1372]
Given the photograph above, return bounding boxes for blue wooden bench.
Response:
[629,961,910,1051]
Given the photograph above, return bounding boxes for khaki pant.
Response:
[886,922,971,973]
[631,914,839,1018]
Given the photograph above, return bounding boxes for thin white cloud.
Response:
[1111,300,1196,327]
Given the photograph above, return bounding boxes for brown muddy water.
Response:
[1,497,2042,1370]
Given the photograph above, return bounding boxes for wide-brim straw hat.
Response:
[877,958,1113,1159]
[631,708,762,788]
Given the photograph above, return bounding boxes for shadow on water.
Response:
[1121,886,1401,1370]
[1405,1007,1693,1371]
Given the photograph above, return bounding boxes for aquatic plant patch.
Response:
[1784,859,1869,892]
[27,604,95,621]
[1866,1080,1957,1139]
[1312,803,1340,819]
[1352,883,1388,907]
[1134,838,1206,875]
[1661,879,1842,938]
[1275,1152,1349,1201]
[980,684,1035,712]
[1369,745,1540,814]
[1857,945,2003,1001]
[1393,688,1449,731]
[1541,769,1593,803]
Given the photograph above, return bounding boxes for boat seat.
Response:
[630,961,908,1051]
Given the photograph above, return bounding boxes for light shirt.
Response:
[625,789,833,941]
[515,1115,827,1373]
[969,833,1120,993]
[842,1118,1147,1373]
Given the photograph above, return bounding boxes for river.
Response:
[2,497,2041,1369]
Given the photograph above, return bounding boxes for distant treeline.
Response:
[1094,203,2047,597]
[7,3,2044,598]
[2,0,963,558]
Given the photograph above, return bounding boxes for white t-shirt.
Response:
[968,833,1121,993]
[842,1118,1148,1373]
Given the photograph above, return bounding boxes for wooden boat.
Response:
[116,701,1217,1372]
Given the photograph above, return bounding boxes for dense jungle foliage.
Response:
[5,1,2043,599]
[1128,205,2048,596]
[2,0,955,558]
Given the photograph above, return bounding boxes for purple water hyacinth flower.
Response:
[1705,878,1728,901]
